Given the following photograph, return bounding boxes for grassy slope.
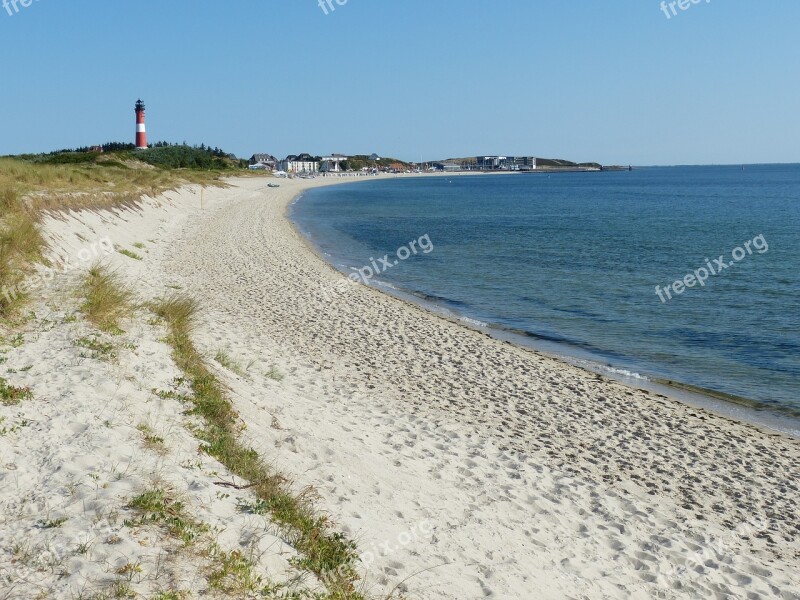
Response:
[153,295,365,598]
[0,152,233,212]
[0,156,374,597]
[0,151,236,316]
[0,187,46,315]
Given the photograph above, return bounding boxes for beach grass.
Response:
[0,156,228,213]
[0,188,47,316]
[151,591,188,600]
[80,264,136,333]
[117,247,143,261]
[136,423,168,455]
[127,487,303,597]
[0,376,33,406]
[266,365,285,382]
[151,293,365,598]
[214,349,247,377]
[74,334,117,361]
[0,155,229,321]
[126,488,208,546]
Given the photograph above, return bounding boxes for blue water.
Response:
[290,166,800,417]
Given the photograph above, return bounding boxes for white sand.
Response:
[1,176,798,599]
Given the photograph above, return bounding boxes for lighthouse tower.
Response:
[134,99,147,149]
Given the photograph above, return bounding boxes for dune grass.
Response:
[214,349,247,377]
[265,365,285,382]
[0,153,241,321]
[127,488,208,546]
[80,265,136,333]
[117,247,143,261]
[0,188,47,316]
[136,423,168,455]
[74,334,117,360]
[0,156,228,213]
[0,376,33,406]
[127,487,294,597]
[0,150,245,319]
[151,294,365,599]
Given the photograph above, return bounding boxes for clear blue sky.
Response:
[2,0,798,165]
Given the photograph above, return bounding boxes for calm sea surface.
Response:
[290,166,800,422]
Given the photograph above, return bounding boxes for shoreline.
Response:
[288,175,800,440]
[28,175,793,598]
[184,176,800,597]
[204,177,798,597]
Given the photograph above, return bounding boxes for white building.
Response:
[320,153,349,173]
[249,153,278,170]
[279,153,320,174]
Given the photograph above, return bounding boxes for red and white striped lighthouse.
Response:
[134,99,147,149]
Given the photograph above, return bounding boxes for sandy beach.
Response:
[1,175,798,599]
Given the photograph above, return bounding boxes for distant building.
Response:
[320,153,349,173]
[513,157,538,171]
[249,154,278,170]
[369,153,381,161]
[476,156,513,170]
[476,156,538,171]
[433,161,462,172]
[280,153,320,174]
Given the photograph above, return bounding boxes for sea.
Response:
[289,165,800,435]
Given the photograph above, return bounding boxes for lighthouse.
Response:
[134,99,147,149]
